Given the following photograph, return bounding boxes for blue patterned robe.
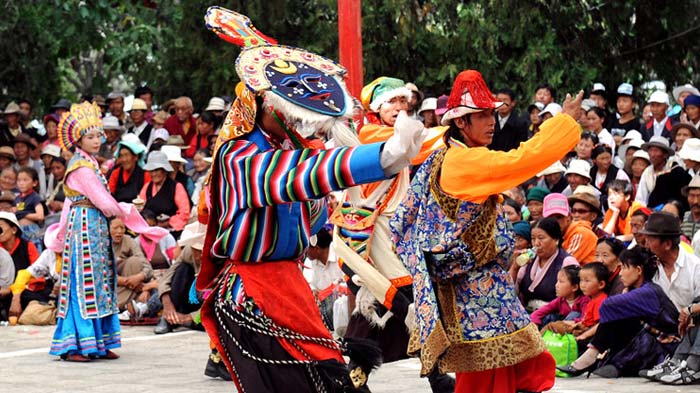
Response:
[390,149,545,375]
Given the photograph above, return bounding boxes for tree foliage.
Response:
[1,0,699,114]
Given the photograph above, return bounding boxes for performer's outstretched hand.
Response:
[562,90,585,118]
[380,110,427,176]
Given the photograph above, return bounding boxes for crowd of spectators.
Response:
[2,79,700,384]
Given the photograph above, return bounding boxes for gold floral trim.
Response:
[435,279,544,371]
[428,148,499,268]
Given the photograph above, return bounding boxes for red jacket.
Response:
[164,114,197,145]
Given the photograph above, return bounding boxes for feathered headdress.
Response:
[57,102,104,150]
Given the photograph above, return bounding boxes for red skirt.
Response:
[455,351,556,393]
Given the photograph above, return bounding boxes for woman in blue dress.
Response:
[47,102,166,362]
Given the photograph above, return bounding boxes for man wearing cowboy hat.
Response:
[1,102,28,146]
[643,212,700,312]
[671,84,700,124]
[127,98,153,146]
[640,91,678,142]
[11,133,47,197]
[681,176,700,239]
[98,115,124,162]
[636,136,676,205]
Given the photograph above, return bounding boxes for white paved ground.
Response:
[0,324,698,392]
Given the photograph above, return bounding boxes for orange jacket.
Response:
[563,220,598,265]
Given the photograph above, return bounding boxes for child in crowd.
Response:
[572,262,609,342]
[595,238,626,295]
[14,167,44,251]
[542,262,609,346]
[531,265,590,327]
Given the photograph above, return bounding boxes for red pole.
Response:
[338,0,363,98]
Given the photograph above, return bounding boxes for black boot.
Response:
[204,350,232,381]
[427,367,455,393]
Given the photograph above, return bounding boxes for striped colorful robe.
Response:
[198,126,389,367]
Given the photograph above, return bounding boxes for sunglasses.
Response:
[571,208,591,214]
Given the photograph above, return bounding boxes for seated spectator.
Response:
[640,91,676,142]
[559,247,679,378]
[628,149,650,196]
[678,138,700,178]
[127,98,153,146]
[590,145,629,209]
[636,136,674,205]
[98,115,124,163]
[563,159,599,198]
[136,209,180,271]
[0,146,16,171]
[669,124,700,165]
[164,96,197,145]
[417,97,437,128]
[629,208,651,249]
[530,265,589,327]
[146,128,169,153]
[643,212,700,311]
[502,197,522,223]
[0,212,42,303]
[161,145,194,197]
[111,217,153,319]
[567,184,604,236]
[204,96,226,117]
[587,107,615,153]
[188,149,211,185]
[536,161,568,193]
[648,164,692,212]
[526,102,544,136]
[0,167,18,195]
[41,113,60,148]
[0,191,15,212]
[595,238,626,295]
[14,166,44,250]
[574,132,599,165]
[109,136,150,203]
[645,273,700,384]
[7,249,59,323]
[602,179,642,241]
[45,157,66,215]
[12,133,46,196]
[525,187,549,222]
[185,111,221,159]
[513,220,532,252]
[0,246,15,321]
[618,133,643,172]
[139,151,189,234]
[544,193,597,264]
[516,217,579,311]
[154,222,206,334]
[39,144,60,200]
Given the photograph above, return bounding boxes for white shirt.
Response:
[130,121,148,139]
[303,248,342,292]
[0,247,14,288]
[498,113,511,130]
[653,248,700,310]
[635,162,671,205]
[653,116,669,138]
[596,128,616,156]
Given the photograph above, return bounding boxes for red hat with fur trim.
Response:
[440,70,503,126]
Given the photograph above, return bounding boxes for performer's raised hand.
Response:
[562,90,585,119]
[380,110,427,176]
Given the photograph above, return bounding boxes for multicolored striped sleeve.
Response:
[216,139,388,209]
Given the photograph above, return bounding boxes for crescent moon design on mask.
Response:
[270,59,298,74]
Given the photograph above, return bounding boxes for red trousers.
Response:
[455,351,556,393]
